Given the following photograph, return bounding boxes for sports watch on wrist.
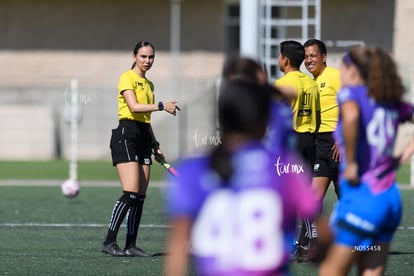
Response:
[158,101,164,111]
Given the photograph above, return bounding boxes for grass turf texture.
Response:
[1,186,414,275]
[0,160,411,184]
[0,186,169,276]
[0,162,413,275]
[0,160,166,181]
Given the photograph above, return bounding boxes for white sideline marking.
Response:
[0,223,170,228]
[398,226,414,230]
[0,180,166,187]
[1,223,413,230]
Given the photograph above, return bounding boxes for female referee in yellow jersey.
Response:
[102,41,179,257]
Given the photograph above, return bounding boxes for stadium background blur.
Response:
[0,0,412,168]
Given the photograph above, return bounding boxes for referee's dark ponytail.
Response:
[210,80,271,184]
[131,41,155,69]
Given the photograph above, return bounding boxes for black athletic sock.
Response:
[103,192,139,245]
[309,221,318,248]
[297,218,311,247]
[125,195,146,249]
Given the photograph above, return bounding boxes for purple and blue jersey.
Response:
[166,142,319,275]
[330,85,414,247]
[263,100,297,156]
[335,85,414,194]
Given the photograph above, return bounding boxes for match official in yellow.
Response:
[301,38,342,261]
[275,40,321,262]
[101,41,179,257]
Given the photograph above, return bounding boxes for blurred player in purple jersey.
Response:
[320,46,414,276]
[164,80,320,276]
[221,56,297,155]
[221,56,268,85]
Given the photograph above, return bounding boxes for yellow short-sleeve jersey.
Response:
[315,66,341,132]
[117,69,155,123]
[275,71,320,133]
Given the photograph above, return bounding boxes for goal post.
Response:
[65,78,80,182]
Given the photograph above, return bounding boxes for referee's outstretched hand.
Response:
[164,101,179,116]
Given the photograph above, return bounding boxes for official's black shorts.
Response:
[295,132,316,172]
[313,132,338,180]
[110,120,153,166]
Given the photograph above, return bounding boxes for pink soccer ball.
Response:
[61,179,80,198]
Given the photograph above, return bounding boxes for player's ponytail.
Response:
[344,46,405,104]
[210,144,233,183]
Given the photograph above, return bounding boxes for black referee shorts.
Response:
[295,131,316,172]
[313,132,338,180]
[110,120,153,166]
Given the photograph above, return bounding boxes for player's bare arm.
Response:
[341,101,359,184]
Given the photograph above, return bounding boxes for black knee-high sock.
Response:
[103,192,139,245]
[125,195,145,249]
[298,218,311,247]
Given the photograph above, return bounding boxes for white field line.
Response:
[398,226,414,230]
[0,223,170,228]
[0,180,167,187]
[0,180,412,189]
[0,223,413,230]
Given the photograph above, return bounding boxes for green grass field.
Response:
[0,161,413,275]
[0,160,165,181]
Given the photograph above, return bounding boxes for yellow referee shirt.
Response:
[117,69,155,123]
[275,71,320,133]
[315,66,341,132]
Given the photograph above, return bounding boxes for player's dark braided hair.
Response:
[210,80,271,183]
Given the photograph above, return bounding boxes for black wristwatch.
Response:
[158,101,164,111]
